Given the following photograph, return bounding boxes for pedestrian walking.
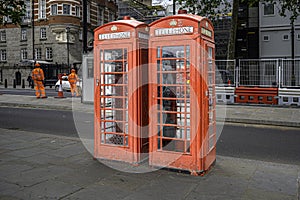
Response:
[27,74,32,87]
[31,63,47,98]
[68,68,80,97]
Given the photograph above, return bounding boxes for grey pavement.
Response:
[0,90,300,199]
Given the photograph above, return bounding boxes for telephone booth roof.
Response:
[149,14,214,41]
[149,14,213,27]
[94,19,147,32]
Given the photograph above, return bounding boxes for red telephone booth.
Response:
[148,13,216,174]
[94,17,149,164]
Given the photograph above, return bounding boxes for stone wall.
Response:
[0,66,33,87]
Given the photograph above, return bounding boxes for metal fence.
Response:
[215,60,235,86]
[280,59,300,88]
[238,59,279,87]
[215,59,300,88]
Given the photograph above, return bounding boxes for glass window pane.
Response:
[104,49,123,60]
[162,46,184,58]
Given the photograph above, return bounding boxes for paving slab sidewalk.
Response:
[0,128,299,200]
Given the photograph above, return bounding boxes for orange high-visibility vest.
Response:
[68,73,78,84]
[32,68,44,81]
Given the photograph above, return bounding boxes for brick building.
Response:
[0,0,117,86]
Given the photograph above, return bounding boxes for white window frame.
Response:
[35,48,42,60]
[40,27,47,39]
[46,47,53,60]
[63,4,71,15]
[51,4,58,15]
[0,30,6,42]
[23,0,31,22]
[39,0,46,19]
[21,29,27,41]
[263,35,270,42]
[282,34,289,41]
[21,48,28,60]
[263,3,275,16]
[0,49,7,61]
[2,16,12,23]
[75,6,80,17]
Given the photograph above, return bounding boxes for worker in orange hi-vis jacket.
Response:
[68,68,80,97]
[31,63,47,99]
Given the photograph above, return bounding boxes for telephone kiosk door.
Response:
[94,18,149,164]
[148,14,216,174]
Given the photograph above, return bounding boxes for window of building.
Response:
[23,0,31,22]
[21,29,27,41]
[263,35,270,41]
[21,48,28,60]
[39,0,46,19]
[87,58,94,78]
[263,3,275,16]
[51,4,58,15]
[46,47,53,60]
[2,16,12,23]
[35,48,42,60]
[63,4,71,15]
[0,49,7,61]
[40,28,47,39]
[87,2,91,23]
[297,34,300,40]
[282,34,289,40]
[79,30,83,41]
[75,6,80,17]
[97,7,104,26]
[0,30,6,42]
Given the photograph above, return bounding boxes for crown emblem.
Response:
[111,25,118,31]
[169,19,177,26]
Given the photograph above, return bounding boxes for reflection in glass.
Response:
[162,46,184,58]
[104,49,123,60]
[100,48,128,147]
[156,45,192,153]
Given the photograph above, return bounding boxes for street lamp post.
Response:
[291,21,295,86]
[66,27,70,68]
[32,0,35,63]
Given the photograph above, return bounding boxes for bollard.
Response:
[22,79,25,88]
[4,79,7,88]
[13,79,16,88]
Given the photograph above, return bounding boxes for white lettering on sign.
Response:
[154,26,194,36]
[98,32,130,40]
[201,27,212,38]
[138,32,149,40]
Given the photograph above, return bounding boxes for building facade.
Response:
[0,0,117,86]
[259,1,300,59]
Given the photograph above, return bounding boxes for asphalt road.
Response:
[0,107,300,165]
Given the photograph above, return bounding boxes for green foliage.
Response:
[0,0,26,25]
[177,0,232,21]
